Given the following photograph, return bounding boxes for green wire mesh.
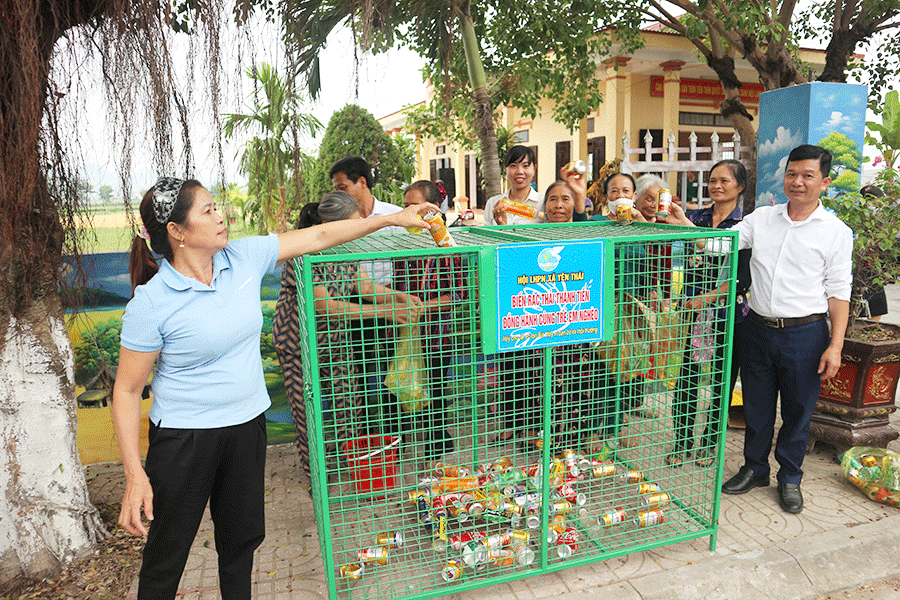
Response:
[294,223,738,600]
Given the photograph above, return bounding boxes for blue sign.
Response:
[491,240,610,353]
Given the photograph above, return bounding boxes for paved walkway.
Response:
[102,286,900,600]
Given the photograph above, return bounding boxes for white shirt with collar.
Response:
[733,201,853,319]
[363,196,402,285]
[484,187,545,226]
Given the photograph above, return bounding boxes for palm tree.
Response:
[224,63,322,233]
[282,0,503,199]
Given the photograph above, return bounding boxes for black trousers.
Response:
[138,413,267,600]
[742,318,829,484]
[672,316,747,453]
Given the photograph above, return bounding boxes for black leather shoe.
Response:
[778,482,803,513]
[722,466,770,495]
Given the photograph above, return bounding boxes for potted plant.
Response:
[810,94,900,453]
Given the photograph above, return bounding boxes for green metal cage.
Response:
[292,221,738,600]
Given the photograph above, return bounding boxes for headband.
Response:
[152,177,186,224]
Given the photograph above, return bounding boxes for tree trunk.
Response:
[458,8,501,199]
[0,306,105,583]
[819,28,867,82]
[706,54,758,211]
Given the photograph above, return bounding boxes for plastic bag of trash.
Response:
[383,324,430,412]
[838,446,900,507]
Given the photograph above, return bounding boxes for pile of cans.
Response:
[339,450,671,584]
[598,476,669,530]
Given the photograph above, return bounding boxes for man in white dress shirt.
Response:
[330,156,401,285]
[670,144,852,513]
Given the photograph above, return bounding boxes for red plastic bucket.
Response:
[344,435,399,495]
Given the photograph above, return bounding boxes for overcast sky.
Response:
[72,22,427,198]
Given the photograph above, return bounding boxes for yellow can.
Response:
[339,562,364,580]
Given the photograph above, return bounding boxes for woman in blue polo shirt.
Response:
[111,178,433,600]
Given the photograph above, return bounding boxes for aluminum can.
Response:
[416,496,433,532]
[424,211,457,247]
[484,531,512,549]
[408,488,429,506]
[636,483,660,495]
[564,449,582,479]
[339,562,365,580]
[861,455,878,468]
[465,500,484,518]
[358,546,389,565]
[636,509,666,527]
[525,514,541,530]
[450,530,486,552]
[555,527,580,558]
[599,509,627,527]
[441,559,465,582]
[640,492,671,509]
[563,160,588,175]
[492,457,513,472]
[375,531,403,548]
[616,203,633,225]
[461,540,488,568]
[433,513,449,552]
[591,460,617,479]
[620,469,644,484]
[577,456,593,475]
[547,514,567,544]
[440,476,479,493]
[510,530,530,544]
[487,548,516,567]
[656,188,672,219]
[510,539,536,565]
[551,497,573,516]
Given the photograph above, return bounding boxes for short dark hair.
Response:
[603,172,636,196]
[329,156,373,188]
[710,159,748,198]
[787,145,832,178]
[504,145,536,168]
[406,180,442,205]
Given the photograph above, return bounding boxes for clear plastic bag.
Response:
[383,324,430,412]
[839,446,900,507]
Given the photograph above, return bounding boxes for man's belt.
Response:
[750,310,827,329]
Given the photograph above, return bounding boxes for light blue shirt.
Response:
[121,234,280,428]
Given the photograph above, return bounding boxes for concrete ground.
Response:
[95,285,900,600]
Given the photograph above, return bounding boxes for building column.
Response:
[604,57,631,161]
[661,60,685,190]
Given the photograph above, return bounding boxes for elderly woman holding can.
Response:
[111,178,434,599]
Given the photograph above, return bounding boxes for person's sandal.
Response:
[695,451,715,468]
[666,451,688,467]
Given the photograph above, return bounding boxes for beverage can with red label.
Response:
[600,509,627,527]
[441,559,465,582]
[636,509,666,527]
[555,527,579,558]
[358,547,389,565]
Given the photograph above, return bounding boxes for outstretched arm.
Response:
[275,203,437,266]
